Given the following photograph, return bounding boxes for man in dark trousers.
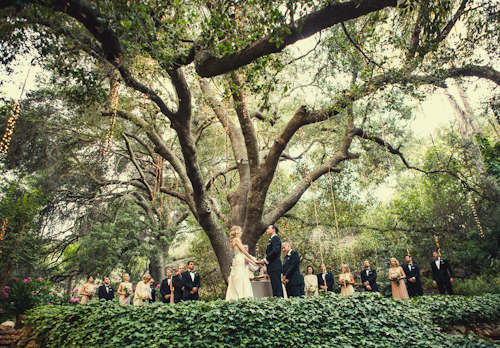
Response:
[182,261,201,300]
[431,251,454,295]
[402,255,424,297]
[172,265,185,303]
[160,268,173,303]
[97,276,114,301]
[257,224,283,297]
[317,263,335,293]
[360,260,379,292]
[281,242,302,297]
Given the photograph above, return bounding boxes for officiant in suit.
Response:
[281,242,302,297]
[402,255,423,297]
[360,260,379,292]
[258,224,283,297]
[317,263,335,292]
[97,276,114,301]
[431,251,454,295]
[182,261,201,300]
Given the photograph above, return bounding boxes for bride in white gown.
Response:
[225,226,259,300]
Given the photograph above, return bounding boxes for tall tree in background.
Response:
[2,0,500,282]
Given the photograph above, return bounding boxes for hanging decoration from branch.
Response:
[0,58,36,156]
[105,75,120,153]
[468,192,485,238]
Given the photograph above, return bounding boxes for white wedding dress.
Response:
[225,245,254,300]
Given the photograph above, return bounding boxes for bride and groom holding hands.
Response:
[225,224,284,300]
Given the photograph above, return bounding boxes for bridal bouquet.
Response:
[139,294,148,301]
[88,289,96,297]
[341,278,349,287]
[390,273,401,284]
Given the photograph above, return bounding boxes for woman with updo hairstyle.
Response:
[133,273,152,305]
[304,266,319,297]
[80,275,95,304]
[225,226,259,300]
[117,273,133,305]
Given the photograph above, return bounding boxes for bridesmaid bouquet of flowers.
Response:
[126,288,133,297]
[390,273,401,284]
[306,285,317,293]
[341,278,349,286]
[88,289,96,297]
[139,294,147,301]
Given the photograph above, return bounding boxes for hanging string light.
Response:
[0,218,7,242]
[468,192,485,238]
[105,76,120,153]
[434,234,442,256]
[0,102,20,155]
[0,59,36,156]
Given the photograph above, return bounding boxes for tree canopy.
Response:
[2,0,500,284]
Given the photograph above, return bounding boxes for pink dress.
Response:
[80,283,95,304]
[390,267,410,299]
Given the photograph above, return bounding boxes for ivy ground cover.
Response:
[24,292,500,347]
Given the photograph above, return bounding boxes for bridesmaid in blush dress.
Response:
[80,275,95,304]
[338,265,355,297]
[117,273,133,305]
[389,258,410,299]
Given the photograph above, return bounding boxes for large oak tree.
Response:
[2,0,500,282]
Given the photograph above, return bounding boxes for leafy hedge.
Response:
[24,293,499,348]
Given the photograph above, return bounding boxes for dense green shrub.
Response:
[414,293,500,326]
[24,293,499,348]
[452,276,500,296]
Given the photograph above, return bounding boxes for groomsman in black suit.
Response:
[182,261,201,300]
[360,260,379,292]
[257,224,283,297]
[317,263,335,292]
[431,251,454,295]
[160,268,173,303]
[281,242,302,297]
[402,255,424,297]
[97,276,114,301]
[172,265,185,303]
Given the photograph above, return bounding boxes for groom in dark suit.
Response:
[402,255,424,297]
[281,242,302,297]
[97,276,114,301]
[182,261,201,300]
[258,224,283,297]
[431,251,454,295]
[360,260,379,292]
[317,263,335,292]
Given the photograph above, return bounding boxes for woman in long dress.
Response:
[304,266,319,297]
[80,275,95,304]
[225,226,259,301]
[133,274,152,306]
[389,258,410,299]
[338,265,355,297]
[117,273,133,305]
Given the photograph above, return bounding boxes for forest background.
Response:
[1,0,500,302]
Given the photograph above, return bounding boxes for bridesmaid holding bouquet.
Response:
[389,258,409,300]
[117,273,133,305]
[80,275,95,304]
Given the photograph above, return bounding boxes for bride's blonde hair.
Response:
[229,226,242,247]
